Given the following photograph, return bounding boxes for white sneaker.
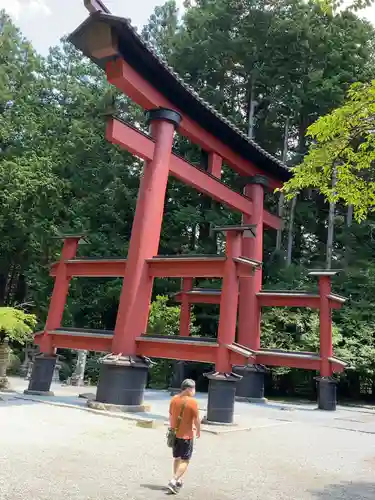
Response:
[167,479,179,494]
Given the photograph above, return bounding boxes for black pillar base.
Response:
[95,354,150,407]
[24,354,57,396]
[169,361,187,395]
[233,364,267,402]
[203,371,242,425]
[317,377,337,411]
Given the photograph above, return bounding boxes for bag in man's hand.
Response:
[166,398,187,448]
[166,428,176,448]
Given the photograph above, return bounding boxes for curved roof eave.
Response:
[68,12,291,183]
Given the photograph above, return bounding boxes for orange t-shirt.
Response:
[169,395,199,439]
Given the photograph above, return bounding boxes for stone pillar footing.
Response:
[233,364,267,401]
[24,390,54,396]
[235,396,268,404]
[317,376,337,411]
[25,354,57,395]
[87,400,151,413]
[203,371,242,425]
[95,354,150,407]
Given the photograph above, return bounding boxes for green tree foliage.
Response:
[0,306,36,343]
[147,295,199,336]
[0,306,36,388]
[163,0,375,154]
[282,80,375,222]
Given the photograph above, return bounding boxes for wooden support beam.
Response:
[233,257,261,278]
[174,290,221,305]
[50,259,128,278]
[84,0,111,14]
[34,331,112,352]
[257,292,345,310]
[174,289,345,309]
[106,118,281,229]
[135,337,218,363]
[257,292,321,309]
[147,257,226,278]
[256,351,321,371]
[106,59,282,189]
[208,152,222,178]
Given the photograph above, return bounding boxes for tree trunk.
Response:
[5,264,17,305]
[276,117,290,252]
[346,204,353,228]
[19,343,31,378]
[285,115,307,267]
[344,204,353,266]
[190,224,197,251]
[286,196,297,266]
[326,167,337,270]
[0,340,10,389]
[0,272,7,306]
[247,77,256,140]
[71,350,88,386]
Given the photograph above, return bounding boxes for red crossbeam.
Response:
[174,290,345,310]
[147,258,226,278]
[106,59,282,190]
[50,259,128,278]
[106,118,281,230]
[34,332,112,351]
[256,352,321,370]
[49,256,255,280]
[34,329,346,373]
[255,352,345,372]
[136,337,218,363]
[258,293,321,309]
[258,292,344,310]
[175,291,221,305]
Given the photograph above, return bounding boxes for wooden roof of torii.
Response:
[68,0,291,185]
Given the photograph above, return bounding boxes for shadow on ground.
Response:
[140,484,175,496]
[140,484,168,492]
[0,396,36,407]
[311,481,375,499]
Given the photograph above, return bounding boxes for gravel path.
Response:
[1,393,375,500]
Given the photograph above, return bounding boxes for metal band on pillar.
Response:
[247,174,269,188]
[146,108,182,127]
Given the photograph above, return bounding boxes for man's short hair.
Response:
[181,379,196,390]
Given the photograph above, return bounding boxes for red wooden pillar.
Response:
[112,108,181,354]
[216,230,242,373]
[237,175,267,349]
[318,276,333,377]
[39,235,82,354]
[179,278,193,337]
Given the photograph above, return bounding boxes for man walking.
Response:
[167,378,201,494]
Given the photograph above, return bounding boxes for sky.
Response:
[0,0,374,55]
[0,0,185,54]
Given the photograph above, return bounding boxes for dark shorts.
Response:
[172,438,194,461]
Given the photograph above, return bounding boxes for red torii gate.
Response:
[26,0,346,421]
